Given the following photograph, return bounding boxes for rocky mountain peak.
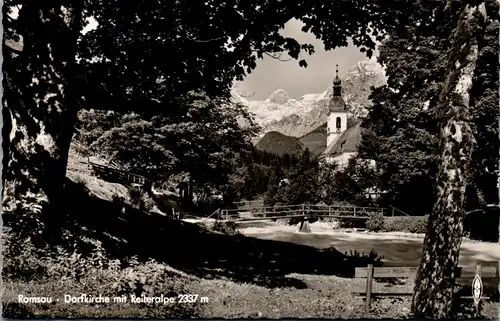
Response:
[266,89,291,104]
[235,58,387,139]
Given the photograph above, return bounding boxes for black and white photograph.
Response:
[1,0,499,319]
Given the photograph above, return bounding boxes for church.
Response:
[321,65,362,168]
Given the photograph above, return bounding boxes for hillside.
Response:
[255,131,304,156]
[237,58,387,138]
[298,123,327,156]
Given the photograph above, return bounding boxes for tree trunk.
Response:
[3,2,83,245]
[411,3,486,318]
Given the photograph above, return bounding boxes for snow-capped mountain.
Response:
[236,58,387,138]
[243,89,322,130]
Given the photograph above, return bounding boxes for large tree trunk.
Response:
[3,2,83,245]
[411,3,486,318]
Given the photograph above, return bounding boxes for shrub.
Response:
[211,220,240,235]
[3,235,198,318]
[344,249,384,267]
[2,232,49,281]
[139,192,157,212]
[128,186,146,209]
[112,194,126,207]
[337,218,367,229]
[382,216,428,233]
[366,213,385,232]
[463,209,499,242]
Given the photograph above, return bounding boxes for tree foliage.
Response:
[77,91,258,196]
[228,148,303,203]
[264,149,322,206]
[324,158,379,206]
[77,0,405,111]
[358,0,499,215]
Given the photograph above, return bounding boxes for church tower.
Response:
[326,64,347,147]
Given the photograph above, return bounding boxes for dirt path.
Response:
[238,221,500,268]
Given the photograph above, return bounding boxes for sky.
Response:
[235,19,379,101]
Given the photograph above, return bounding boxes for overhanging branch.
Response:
[264,52,291,61]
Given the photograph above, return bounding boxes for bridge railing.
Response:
[219,204,408,219]
[220,204,394,221]
[234,200,264,211]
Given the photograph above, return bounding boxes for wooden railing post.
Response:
[353,206,356,217]
[365,264,374,313]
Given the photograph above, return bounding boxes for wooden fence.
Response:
[217,204,408,222]
[354,263,499,313]
[89,162,148,186]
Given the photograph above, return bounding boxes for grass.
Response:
[6,250,495,319]
[0,227,398,319]
[3,145,498,319]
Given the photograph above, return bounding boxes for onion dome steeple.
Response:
[328,64,346,113]
[333,64,342,96]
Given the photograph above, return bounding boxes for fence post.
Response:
[392,207,395,217]
[354,206,356,217]
[365,264,374,313]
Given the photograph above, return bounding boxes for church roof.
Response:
[328,96,346,113]
[323,120,362,156]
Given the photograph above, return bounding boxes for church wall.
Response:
[326,111,347,146]
[326,132,341,148]
[333,152,356,168]
[325,152,356,170]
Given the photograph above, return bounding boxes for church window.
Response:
[336,117,341,130]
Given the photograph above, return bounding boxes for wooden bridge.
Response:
[214,204,409,222]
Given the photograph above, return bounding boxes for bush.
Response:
[128,186,146,209]
[3,232,49,281]
[366,213,385,232]
[211,220,240,235]
[3,234,198,318]
[382,216,428,234]
[344,249,384,267]
[337,218,367,229]
[463,209,499,242]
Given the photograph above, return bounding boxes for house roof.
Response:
[322,119,362,156]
